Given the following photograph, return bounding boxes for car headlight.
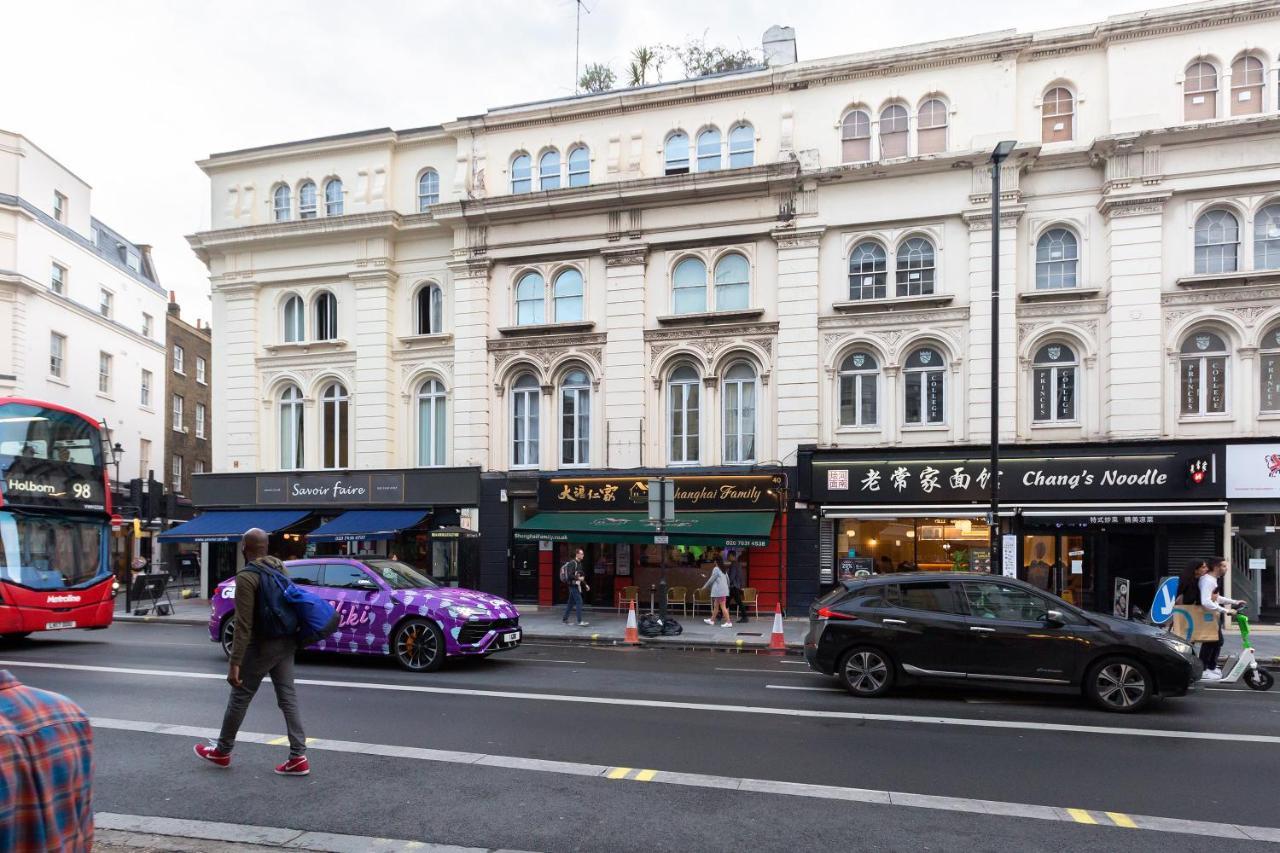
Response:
[1156,635,1193,656]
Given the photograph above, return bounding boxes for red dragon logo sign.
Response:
[1268,453,1280,478]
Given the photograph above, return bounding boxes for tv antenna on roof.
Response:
[574,0,592,94]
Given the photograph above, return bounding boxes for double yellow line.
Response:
[1067,808,1137,829]
[606,766,658,782]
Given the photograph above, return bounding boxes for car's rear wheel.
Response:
[393,618,445,672]
[837,646,894,698]
[219,618,234,659]
[1085,657,1153,712]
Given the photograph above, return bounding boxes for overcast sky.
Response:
[4,0,1171,325]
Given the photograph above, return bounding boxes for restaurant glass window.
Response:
[1261,323,1280,413]
[632,543,748,607]
[1022,532,1088,607]
[1032,343,1076,423]
[1179,330,1229,416]
[835,517,989,574]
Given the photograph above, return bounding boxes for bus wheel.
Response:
[1,632,31,643]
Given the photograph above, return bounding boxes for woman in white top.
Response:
[701,562,732,628]
[1198,556,1245,680]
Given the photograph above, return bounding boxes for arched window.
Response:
[1194,209,1240,274]
[324,179,343,216]
[838,352,879,427]
[511,154,532,194]
[667,364,700,464]
[917,99,948,155]
[665,132,690,175]
[314,291,337,340]
[272,184,291,221]
[896,237,935,297]
[321,382,349,469]
[904,347,945,425]
[539,150,561,191]
[848,242,887,300]
[1035,228,1079,290]
[1256,203,1280,270]
[298,180,318,219]
[417,379,446,467]
[1261,323,1280,413]
[1042,87,1074,143]
[415,284,443,335]
[1231,55,1265,116]
[696,128,721,172]
[1185,61,1218,120]
[879,105,908,158]
[282,295,304,343]
[567,146,590,187]
[560,368,591,467]
[278,385,304,470]
[1180,331,1229,416]
[1032,344,1077,423]
[713,253,749,310]
[515,272,545,325]
[841,109,871,163]
[417,169,440,210]
[511,373,540,468]
[672,257,707,314]
[729,124,754,168]
[553,268,584,322]
[722,362,757,464]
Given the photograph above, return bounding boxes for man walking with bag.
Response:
[561,548,589,627]
[194,528,310,775]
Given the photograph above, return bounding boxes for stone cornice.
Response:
[487,331,608,353]
[0,273,165,351]
[962,206,1026,231]
[1097,190,1172,220]
[771,226,826,249]
[187,211,401,258]
[1163,283,1280,308]
[446,256,492,279]
[642,321,779,343]
[601,245,649,267]
[818,306,970,331]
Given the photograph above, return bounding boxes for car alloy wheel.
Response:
[219,618,234,659]
[394,618,445,672]
[1089,658,1151,712]
[839,647,892,697]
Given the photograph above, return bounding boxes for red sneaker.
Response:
[194,742,231,768]
[274,755,310,776]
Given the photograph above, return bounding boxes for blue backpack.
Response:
[247,563,338,643]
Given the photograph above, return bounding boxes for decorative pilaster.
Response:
[601,245,648,468]
[213,281,260,471]
[447,256,493,469]
[350,269,399,468]
[772,226,825,461]
[962,208,1023,443]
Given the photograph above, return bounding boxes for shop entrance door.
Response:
[510,542,540,603]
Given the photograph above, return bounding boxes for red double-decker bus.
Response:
[0,398,115,639]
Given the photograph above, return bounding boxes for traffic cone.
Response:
[624,600,640,645]
[769,602,786,651]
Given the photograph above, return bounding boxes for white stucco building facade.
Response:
[188,1,1280,609]
[0,130,168,485]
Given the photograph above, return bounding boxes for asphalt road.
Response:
[4,622,1280,852]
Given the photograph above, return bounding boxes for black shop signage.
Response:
[806,444,1224,504]
[256,473,405,505]
[539,474,783,511]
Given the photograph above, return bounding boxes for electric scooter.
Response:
[1203,611,1274,691]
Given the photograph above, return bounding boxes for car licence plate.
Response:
[503,631,521,643]
[45,621,76,630]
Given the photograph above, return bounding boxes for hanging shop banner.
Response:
[1225,444,1280,499]
[802,443,1224,504]
[538,474,783,512]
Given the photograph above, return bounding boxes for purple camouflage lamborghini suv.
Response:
[209,558,521,671]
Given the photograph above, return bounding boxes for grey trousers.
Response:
[217,636,306,757]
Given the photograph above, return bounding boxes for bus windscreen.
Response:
[0,511,106,589]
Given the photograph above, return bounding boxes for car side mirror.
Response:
[1043,609,1066,628]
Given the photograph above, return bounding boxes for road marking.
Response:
[7,659,1278,745]
[520,659,588,665]
[765,685,844,692]
[776,660,810,665]
[715,667,824,676]
[267,736,316,746]
[91,718,1280,844]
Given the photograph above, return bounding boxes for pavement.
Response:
[114,595,810,651]
[3,621,1280,851]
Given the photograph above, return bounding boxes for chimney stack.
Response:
[763,26,797,66]
[168,290,180,317]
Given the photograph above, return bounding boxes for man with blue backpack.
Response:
[195,528,336,776]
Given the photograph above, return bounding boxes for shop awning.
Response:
[514,511,775,547]
[307,509,431,543]
[156,510,311,543]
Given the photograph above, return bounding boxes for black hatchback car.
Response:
[804,573,1201,712]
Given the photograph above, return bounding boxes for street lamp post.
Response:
[110,441,125,488]
[989,140,1017,572]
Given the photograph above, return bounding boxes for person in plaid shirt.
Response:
[0,669,94,852]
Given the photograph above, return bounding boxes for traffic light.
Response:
[128,478,143,511]
[1186,457,1210,488]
